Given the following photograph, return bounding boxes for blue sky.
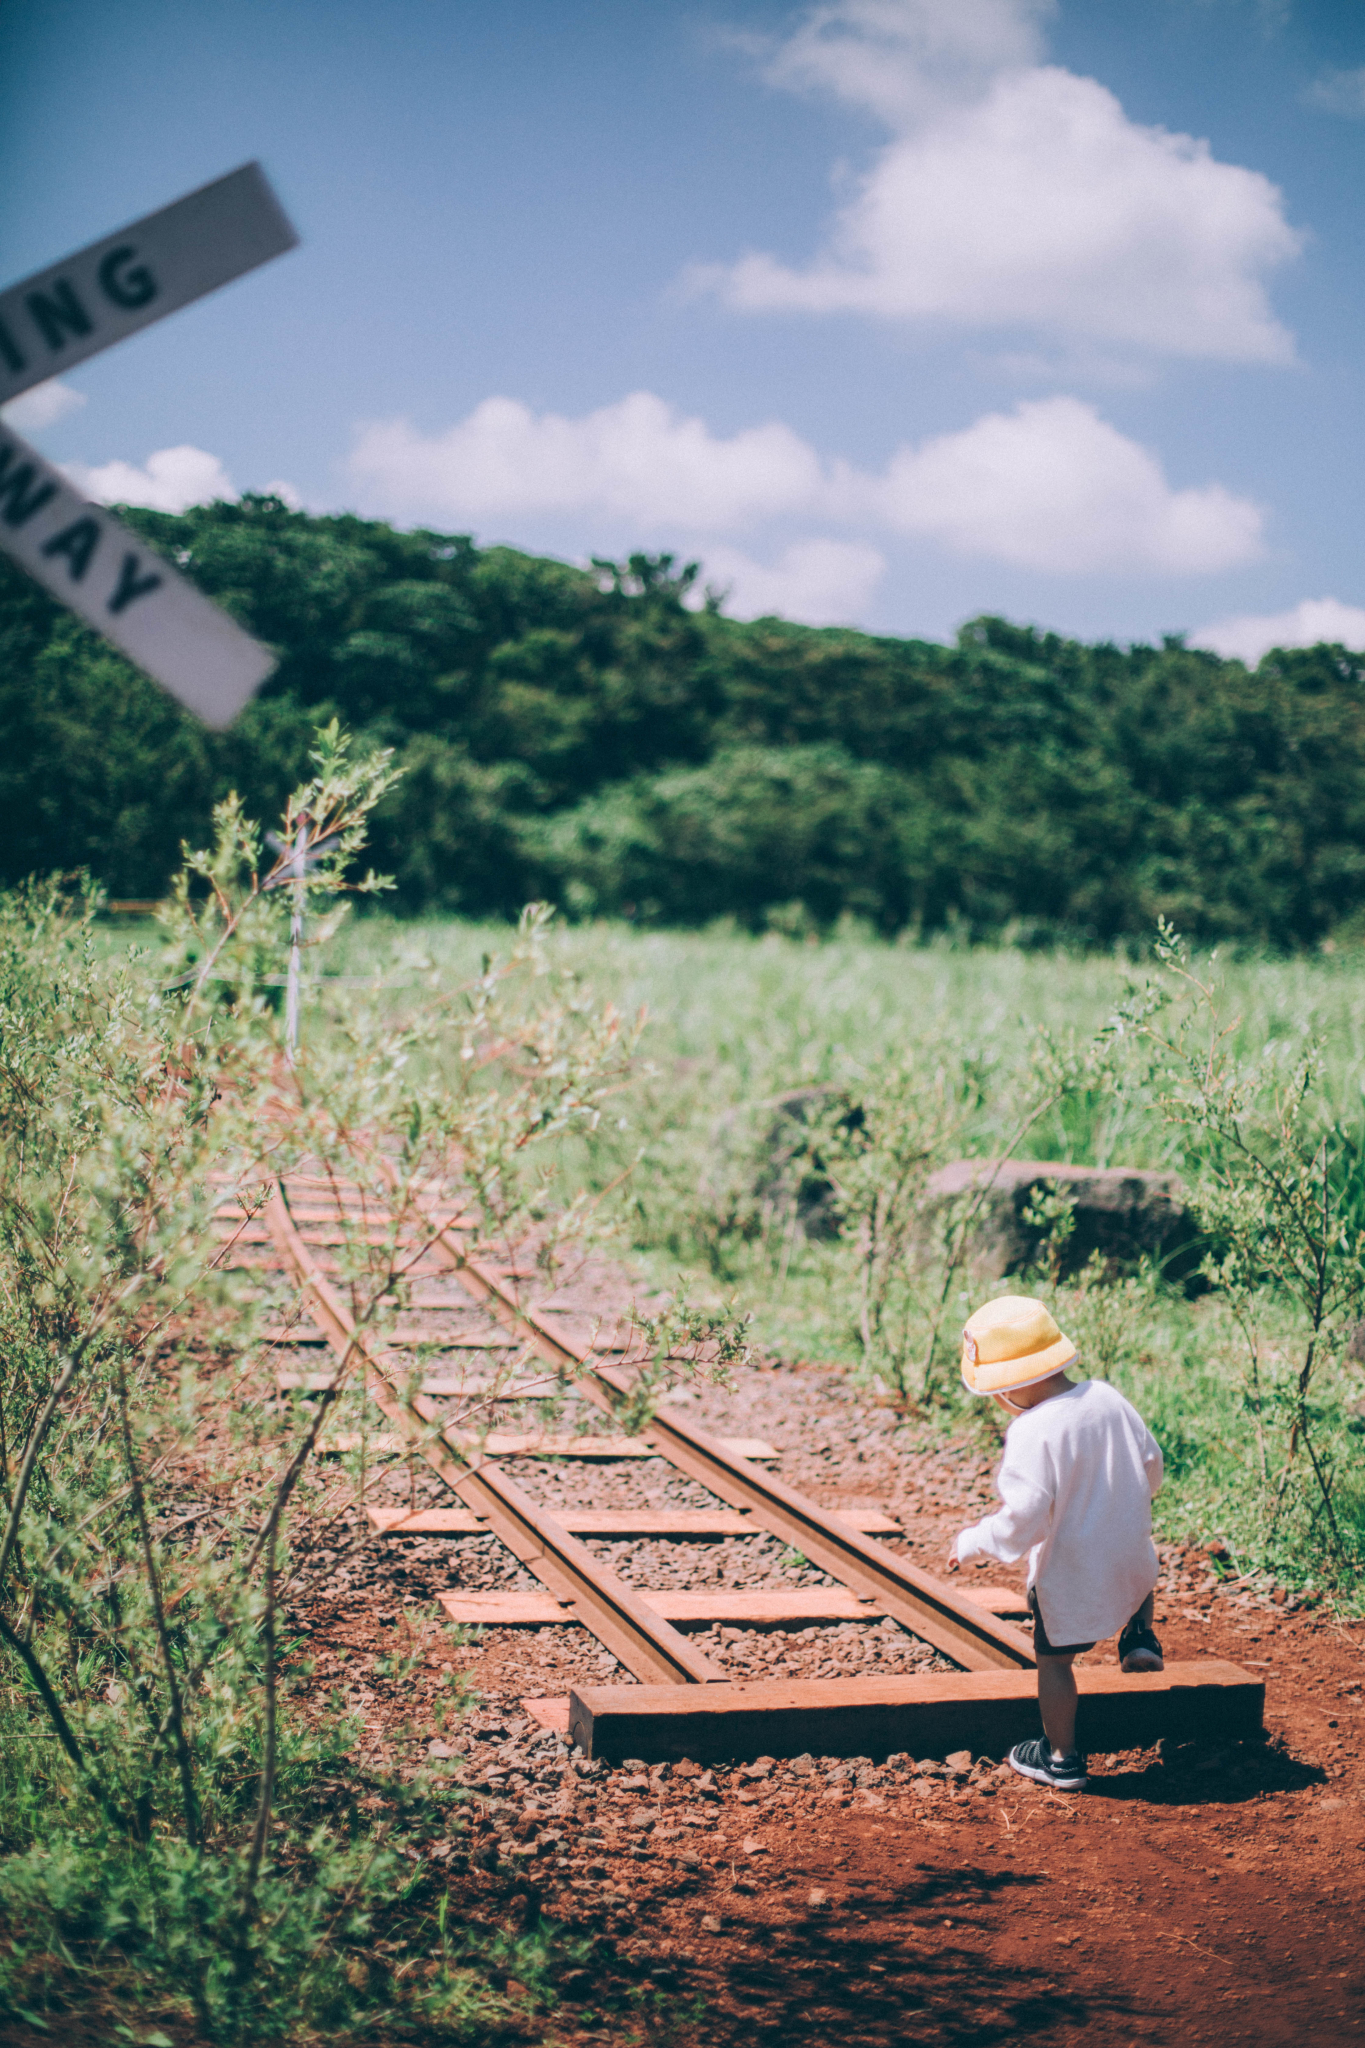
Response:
[4,0,1365,658]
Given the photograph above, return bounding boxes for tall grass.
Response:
[310,915,1365,1598]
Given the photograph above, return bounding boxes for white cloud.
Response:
[263,478,304,510]
[1302,67,1365,117]
[347,391,827,530]
[0,378,87,433]
[876,396,1265,573]
[344,387,1263,578]
[1192,597,1365,666]
[757,0,1052,128]
[699,1,1300,363]
[696,538,887,621]
[62,445,236,513]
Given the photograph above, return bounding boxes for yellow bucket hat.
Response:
[960,1294,1077,1396]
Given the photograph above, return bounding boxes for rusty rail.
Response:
[263,1187,724,1687]
[411,1209,1036,1673]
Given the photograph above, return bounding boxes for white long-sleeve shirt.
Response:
[954,1378,1163,1648]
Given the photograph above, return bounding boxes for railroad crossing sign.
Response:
[0,164,297,728]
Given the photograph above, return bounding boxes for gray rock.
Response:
[923,1158,1198,1282]
[707,1086,862,1241]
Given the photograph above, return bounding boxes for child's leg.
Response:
[1036,1650,1080,1756]
[1117,1587,1163,1672]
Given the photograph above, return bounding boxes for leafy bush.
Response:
[0,733,649,2038]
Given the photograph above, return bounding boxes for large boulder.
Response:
[924,1159,1199,1283]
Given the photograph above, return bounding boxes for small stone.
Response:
[741,1834,767,1855]
[701,1914,724,1934]
[808,1888,829,1908]
[622,1758,647,1771]
[673,1758,703,1780]
[733,1876,758,1894]
[945,1749,973,1771]
[427,1739,455,1760]
[619,1774,651,1793]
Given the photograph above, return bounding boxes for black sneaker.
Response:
[1118,1618,1165,1673]
[1008,1738,1089,1791]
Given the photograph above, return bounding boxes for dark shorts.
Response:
[1028,1587,1096,1658]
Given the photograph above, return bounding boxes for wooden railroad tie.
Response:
[320,1430,779,1460]
[436,1586,1028,1628]
[566,1661,1266,1764]
[366,1505,904,1537]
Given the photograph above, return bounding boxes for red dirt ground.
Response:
[290,1354,1365,2047]
[13,1351,1359,2048]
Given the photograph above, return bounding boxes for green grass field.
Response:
[316,915,1365,1597]
[108,907,1365,1598]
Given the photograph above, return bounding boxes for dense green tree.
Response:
[5,498,1365,947]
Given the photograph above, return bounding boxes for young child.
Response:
[946,1294,1165,1792]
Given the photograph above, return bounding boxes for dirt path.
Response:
[289,1353,1365,2047]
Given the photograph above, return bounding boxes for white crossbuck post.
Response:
[0,164,297,728]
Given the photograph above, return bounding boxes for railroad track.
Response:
[214,1173,1261,1763]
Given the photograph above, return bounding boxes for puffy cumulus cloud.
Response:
[699,1,1300,364]
[1192,597,1365,667]
[63,444,236,513]
[0,378,87,433]
[875,396,1265,573]
[347,392,827,531]
[694,538,887,622]
[345,387,1263,579]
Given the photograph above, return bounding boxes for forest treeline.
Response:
[3,491,1364,948]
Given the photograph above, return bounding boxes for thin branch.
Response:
[115,1363,201,1848]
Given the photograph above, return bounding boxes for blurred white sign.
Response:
[0,422,273,727]
[0,163,297,407]
[0,164,297,724]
